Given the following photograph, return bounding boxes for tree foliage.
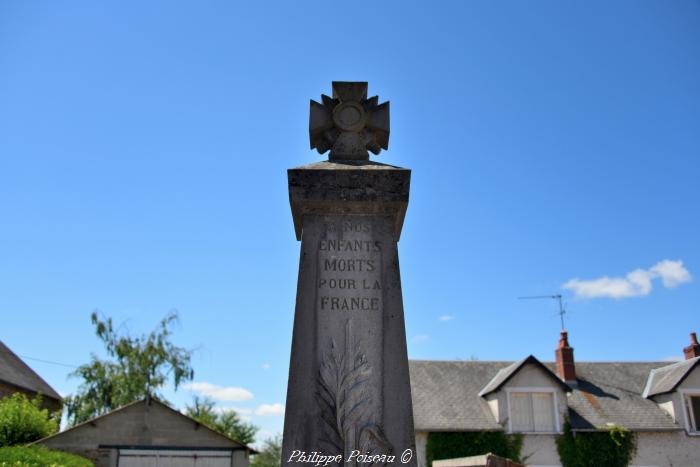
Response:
[426,431,523,465]
[185,396,258,445]
[0,394,58,447]
[64,311,194,426]
[556,419,636,467]
[251,434,282,467]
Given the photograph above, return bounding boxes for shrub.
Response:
[556,419,636,467]
[0,446,93,466]
[426,431,523,465]
[0,394,58,447]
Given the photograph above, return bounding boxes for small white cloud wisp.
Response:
[438,315,454,322]
[411,335,430,344]
[255,403,285,417]
[183,382,254,402]
[214,404,285,418]
[563,259,691,299]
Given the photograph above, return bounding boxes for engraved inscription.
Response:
[317,221,382,313]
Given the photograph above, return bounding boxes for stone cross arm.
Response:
[309,81,390,161]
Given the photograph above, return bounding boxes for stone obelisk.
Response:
[282,82,416,467]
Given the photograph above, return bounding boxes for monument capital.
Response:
[309,81,390,161]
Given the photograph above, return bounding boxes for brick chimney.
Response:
[555,331,577,383]
[683,332,700,360]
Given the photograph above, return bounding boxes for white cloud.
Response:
[214,406,253,415]
[650,260,692,288]
[183,382,254,402]
[210,406,254,422]
[439,315,454,322]
[563,259,691,299]
[255,403,285,417]
[262,363,271,370]
[208,403,285,419]
[412,335,430,343]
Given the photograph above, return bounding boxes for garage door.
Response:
[118,449,232,467]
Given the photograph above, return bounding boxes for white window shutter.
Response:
[532,392,556,432]
[511,392,534,432]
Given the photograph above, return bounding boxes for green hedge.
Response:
[426,431,523,465]
[556,420,636,467]
[0,446,93,467]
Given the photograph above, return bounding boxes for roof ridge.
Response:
[0,340,61,401]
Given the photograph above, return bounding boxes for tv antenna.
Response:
[518,294,567,330]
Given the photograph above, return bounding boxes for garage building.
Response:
[36,396,254,467]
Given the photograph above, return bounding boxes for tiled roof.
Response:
[410,360,508,431]
[0,340,61,401]
[410,359,683,432]
[642,357,700,398]
[568,362,679,431]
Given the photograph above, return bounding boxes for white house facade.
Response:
[409,332,700,467]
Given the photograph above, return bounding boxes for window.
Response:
[509,391,557,432]
[686,394,700,433]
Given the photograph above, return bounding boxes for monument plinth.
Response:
[283,83,416,467]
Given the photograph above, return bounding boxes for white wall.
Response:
[632,431,700,467]
[520,434,561,467]
[415,432,428,467]
[651,364,700,433]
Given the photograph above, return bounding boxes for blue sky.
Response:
[1,1,699,443]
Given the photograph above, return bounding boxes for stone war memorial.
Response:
[282,82,417,467]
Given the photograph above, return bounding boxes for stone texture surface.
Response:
[282,162,416,466]
[288,161,409,241]
[309,82,390,161]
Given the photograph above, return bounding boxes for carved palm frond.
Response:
[316,330,393,465]
[359,424,393,467]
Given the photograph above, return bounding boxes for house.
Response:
[35,396,255,467]
[0,339,62,413]
[410,332,700,467]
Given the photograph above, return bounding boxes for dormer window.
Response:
[683,392,700,434]
[507,389,558,433]
[478,356,570,434]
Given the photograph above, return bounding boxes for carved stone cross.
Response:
[309,81,390,161]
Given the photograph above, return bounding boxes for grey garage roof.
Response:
[642,356,700,398]
[36,397,256,453]
[0,340,61,401]
[410,359,682,432]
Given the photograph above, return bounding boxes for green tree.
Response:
[185,396,258,445]
[251,434,282,467]
[64,311,194,426]
[0,393,58,446]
